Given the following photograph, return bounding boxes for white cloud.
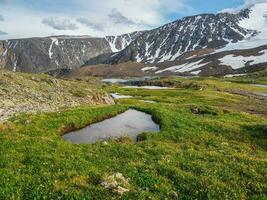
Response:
[76,18,105,32]
[0,30,7,35]
[42,17,78,30]
[221,0,267,13]
[0,14,4,21]
[0,0,192,39]
[108,9,136,25]
[243,0,267,6]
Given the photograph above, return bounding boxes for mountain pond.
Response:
[62,109,160,144]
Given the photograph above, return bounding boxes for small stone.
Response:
[191,107,200,114]
[171,191,179,199]
[115,186,130,195]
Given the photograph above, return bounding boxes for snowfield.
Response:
[141,66,158,72]
[218,3,267,52]
[219,50,267,69]
[155,59,209,74]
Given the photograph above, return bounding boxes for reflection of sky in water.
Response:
[63,109,159,144]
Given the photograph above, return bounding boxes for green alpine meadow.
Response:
[0,69,266,199]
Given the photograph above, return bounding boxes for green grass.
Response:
[0,77,267,199]
[225,69,267,85]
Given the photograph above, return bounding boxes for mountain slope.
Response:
[0,36,111,73]
[1,3,267,77]
[105,31,143,52]
[82,3,267,77]
[0,33,140,74]
[87,10,255,65]
[77,44,267,78]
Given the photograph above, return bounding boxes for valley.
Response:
[1,1,267,199]
[0,69,266,199]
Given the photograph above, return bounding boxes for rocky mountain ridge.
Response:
[95,10,255,65]
[83,3,267,77]
[0,33,141,73]
[1,3,267,77]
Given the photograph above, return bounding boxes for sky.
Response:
[0,0,266,39]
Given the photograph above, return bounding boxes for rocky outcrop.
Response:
[0,70,114,121]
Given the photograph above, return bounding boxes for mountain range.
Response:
[1,2,267,77]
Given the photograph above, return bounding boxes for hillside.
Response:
[0,33,140,74]
[0,70,114,121]
[1,3,267,77]
[83,3,267,77]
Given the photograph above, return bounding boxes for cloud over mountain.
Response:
[0,30,7,35]
[108,9,136,25]
[0,14,4,21]
[76,18,104,32]
[42,17,78,30]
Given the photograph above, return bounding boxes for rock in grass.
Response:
[115,186,130,195]
[101,173,130,195]
[190,106,218,116]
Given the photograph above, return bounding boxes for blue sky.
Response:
[0,0,263,39]
[168,0,243,21]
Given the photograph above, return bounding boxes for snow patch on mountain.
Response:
[105,32,143,52]
[217,3,267,52]
[141,66,158,71]
[219,49,267,69]
[239,3,267,33]
[48,38,58,59]
[190,70,202,75]
[105,36,119,52]
[155,59,208,74]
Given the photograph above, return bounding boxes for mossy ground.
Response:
[0,75,266,199]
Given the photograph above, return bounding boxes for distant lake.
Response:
[252,84,267,89]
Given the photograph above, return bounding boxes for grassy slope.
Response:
[225,69,267,85]
[0,77,266,199]
[0,70,113,121]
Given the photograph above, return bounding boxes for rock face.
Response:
[0,33,140,74]
[105,31,143,52]
[0,36,111,73]
[86,10,255,65]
